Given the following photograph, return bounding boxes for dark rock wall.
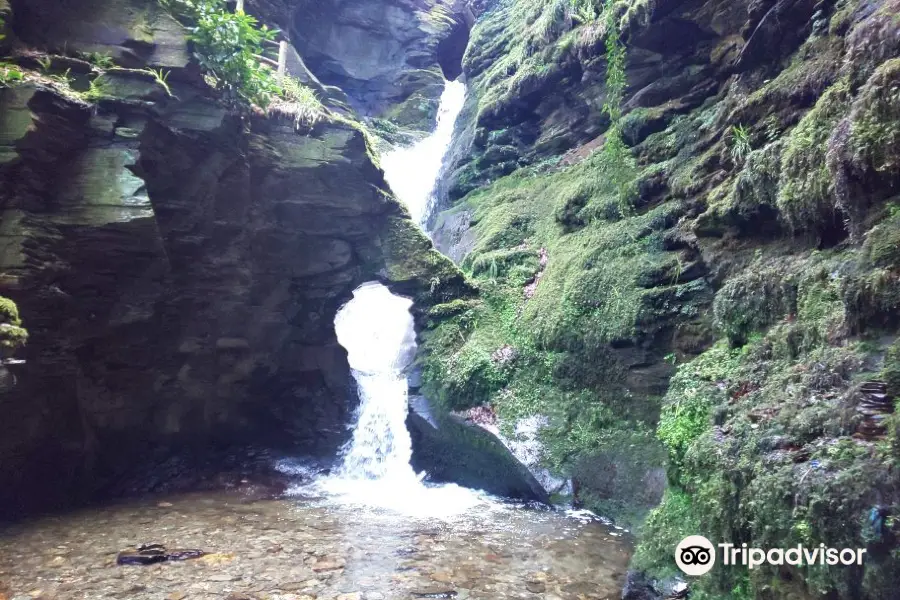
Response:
[285,0,472,132]
[0,0,470,518]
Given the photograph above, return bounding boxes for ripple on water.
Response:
[0,490,632,600]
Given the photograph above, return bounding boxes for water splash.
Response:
[332,282,417,482]
[382,80,466,225]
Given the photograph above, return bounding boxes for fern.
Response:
[600,0,636,216]
[144,67,174,97]
[730,124,752,165]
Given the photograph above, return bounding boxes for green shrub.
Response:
[729,124,752,166]
[713,265,798,346]
[884,339,900,399]
[160,0,280,107]
[864,209,900,268]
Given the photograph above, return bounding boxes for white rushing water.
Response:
[312,81,488,518]
[333,282,418,483]
[381,79,466,225]
[319,281,486,518]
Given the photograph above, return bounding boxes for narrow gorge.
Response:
[0,0,899,599]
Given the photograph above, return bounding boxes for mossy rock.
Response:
[407,410,549,502]
[847,58,900,175]
[0,296,21,326]
[378,214,474,308]
[864,209,900,268]
[777,81,850,234]
[0,296,26,353]
[883,339,900,399]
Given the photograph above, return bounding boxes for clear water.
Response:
[381,80,466,225]
[0,491,633,600]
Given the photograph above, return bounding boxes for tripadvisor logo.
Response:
[675,536,867,576]
[675,536,716,576]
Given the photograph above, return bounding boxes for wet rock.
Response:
[412,590,458,599]
[200,553,237,566]
[116,544,205,566]
[311,557,346,572]
[407,411,550,503]
[621,571,662,600]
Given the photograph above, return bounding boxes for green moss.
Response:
[463,0,563,120]
[738,34,844,124]
[0,296,21,326]
[422,128,699,525]
[380,215,470,305]
[427,299,482,320]
[657,341,740,476]
[636,239,900,597]
[632,488,701,574]
[713,262,799,346]
[777,81,850,232]
[0,296,26,351]
[864,208,900,268]
[884,340,900,399]
[704,140,783,228]
[0,323,27,349]
[847,58,900,175]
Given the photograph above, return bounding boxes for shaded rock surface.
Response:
[283,0,473,132]
[407,403,549,502]
[0,0,470,518]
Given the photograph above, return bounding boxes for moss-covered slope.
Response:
[425,0,900,595]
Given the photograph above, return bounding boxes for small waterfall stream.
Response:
[332,282,418,483]
[381,80,466,225]
[316,80,484,517]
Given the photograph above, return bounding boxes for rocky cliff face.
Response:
[0,0,469,517]
[249,0,474,134]
[423,0,900,596]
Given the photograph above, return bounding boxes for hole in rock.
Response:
[437,19,470,81]
[818,209,850,249]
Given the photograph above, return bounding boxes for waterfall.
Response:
[314,80,484,517]
[332,282,418,484]
[381,80,466,225]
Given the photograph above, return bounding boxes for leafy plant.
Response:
[144,67,174,97]
[36,56,52,72]
[83,75,110,101]
[0,62,23,85]
[272,76,324,125]
[51,68,75,86]
[730,124,752,165]
[570,0,599,23]
[83,51,115,70]
[599,0,636,216]
[160,0,280,108]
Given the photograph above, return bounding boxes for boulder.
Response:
[407,405,549,503]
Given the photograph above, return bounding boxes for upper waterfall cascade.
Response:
[382,80,467,226]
